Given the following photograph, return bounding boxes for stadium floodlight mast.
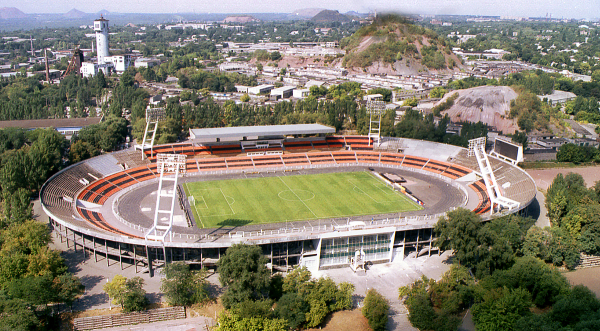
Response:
[139,108,166,160]
[468,137,520,215]
[367,99,386,147]
[145,153,187,242]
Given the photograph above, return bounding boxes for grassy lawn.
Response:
[183,171,422,228]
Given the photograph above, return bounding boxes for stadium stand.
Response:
[42,136,537,270]
[252,155,285,168]
[306,152,335,164]
[196,158,228,171]
[325,136,345,148]
[281,154,311,166]
[283,140,314,151]
[344,136,373,150]
[210,144,243,155]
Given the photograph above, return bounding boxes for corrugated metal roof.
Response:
[189,124,335,140]
[0,117,102,129]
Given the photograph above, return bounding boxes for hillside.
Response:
[0,7,27,19]
[341,14,461,75]
[64,9,86,19]
[311,10,351,23]
[435,86,520,134]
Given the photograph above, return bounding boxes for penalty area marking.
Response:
[185,182,205,229]
[349,179,403,204]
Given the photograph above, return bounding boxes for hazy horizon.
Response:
[2,0,598,20]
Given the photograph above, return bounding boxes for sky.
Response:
[3,0,599,20]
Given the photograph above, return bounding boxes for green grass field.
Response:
[183,171,422,228]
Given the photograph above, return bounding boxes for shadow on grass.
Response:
[206,219,254,237]
[217,219,253,227]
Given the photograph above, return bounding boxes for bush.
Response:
[275,292,309,329]
[363,289,389,331]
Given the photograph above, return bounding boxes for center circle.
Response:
[278,189,315,201]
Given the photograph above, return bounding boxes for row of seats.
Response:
[344,136,373,151]
[81,150,485,217]
[78,165,159,204]
[142,136,374,159]
[143,144,210,158]
[67,148,489,236]
[77,207,144,239]
[469,180,492,214]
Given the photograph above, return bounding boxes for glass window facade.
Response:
[319,233,391,267]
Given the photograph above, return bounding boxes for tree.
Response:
[104,275,148,312]
[275,292,309,329]
[122,277,149,312]
[2,188,32,225]
[485,256,570,307]
[104,274,127,308]
[218,244,270,309]
[69,140,99,164]
[362,289,389,331]
[270,51,282,61]
[5,274,56,306]
[434,208,482,268]
[0,299,41,330]
[471,287,532,331]
[213,312,288,331]
[429,87,448,98]
[240,93,250,102]
[550,285,600,327]
[53,273,85,311]
[161,262,210,306]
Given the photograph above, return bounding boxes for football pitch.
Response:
[183,171,422,228]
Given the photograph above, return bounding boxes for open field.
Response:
[183,171,422,228]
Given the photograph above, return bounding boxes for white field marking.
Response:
[278,176,318,219]
[277,190,316,202]
[224,195,236,205]
[348,179,382,203]
[365,171,419,207]
[349,176,404,204]
[196,194,209,210]
[219,188,235,215]
[186,182,205,228]
[372,182,396,196]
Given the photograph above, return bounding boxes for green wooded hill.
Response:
[341,14,458,71]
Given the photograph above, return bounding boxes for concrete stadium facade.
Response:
[41,136,537,276]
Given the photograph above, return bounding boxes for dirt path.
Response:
[564,267,600,299]
[526,166,600,191]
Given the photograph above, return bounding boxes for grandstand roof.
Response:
[0,117,102,129]
[189,124,336,140]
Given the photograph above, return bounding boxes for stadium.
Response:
[40,124,537,276]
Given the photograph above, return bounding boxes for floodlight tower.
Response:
[139,108,166,159]
[94,16,110,65]
[367,99,386,147]
[145,153,187,242]
[468,137,519,214]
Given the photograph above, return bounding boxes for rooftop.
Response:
[0,117,102,129]
[189,124,336,140]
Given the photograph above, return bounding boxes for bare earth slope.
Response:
[438,85,520,134]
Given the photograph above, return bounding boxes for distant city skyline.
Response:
[2,0,598,20]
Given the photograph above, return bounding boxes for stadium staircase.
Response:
[576,253,600,269]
